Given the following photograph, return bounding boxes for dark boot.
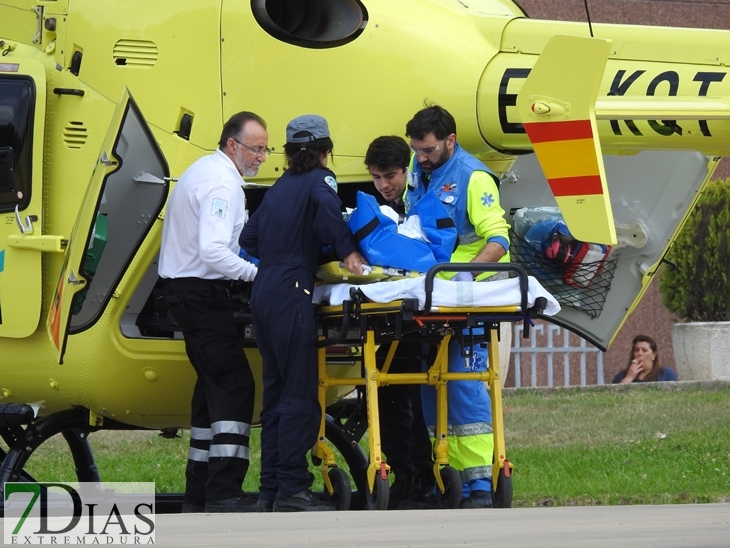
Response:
[460,490,493,509]
[256,498,274,512]
[273,489,335,512]
[398,471,440,510]
[204,493,259,513]
[388,472,413,510]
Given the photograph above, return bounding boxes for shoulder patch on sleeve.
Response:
[211,198,228,218]
[324,175,338,192]
[480,192,495,207]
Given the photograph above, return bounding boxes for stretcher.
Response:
[311,262,560,510]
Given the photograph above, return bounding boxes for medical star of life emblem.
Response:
[469,351,484,372]
[481,192,494,207]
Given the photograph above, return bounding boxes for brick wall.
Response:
[504,0,729,385]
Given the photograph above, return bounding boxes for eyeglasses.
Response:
[410,139,446,157]
[232,138,272,157]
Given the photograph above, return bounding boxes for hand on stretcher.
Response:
[342,250,368,276]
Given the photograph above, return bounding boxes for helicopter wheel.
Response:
[0,408,99,489]
[0,447,37,484]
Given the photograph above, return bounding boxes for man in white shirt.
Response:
[159,111,268,513]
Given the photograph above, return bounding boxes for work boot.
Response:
[273,489,335,512]
[204,494,259,513]
[399,492,442,510]
[398,471,440,510]
[387,473,413,510]
[460,490,493,509]
[417,471,437,495]
[256,498,274,512]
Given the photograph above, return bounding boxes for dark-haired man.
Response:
[364,135,434,509]
[365,135,411,215]
[159,111,268,513]
[404,104,510,509]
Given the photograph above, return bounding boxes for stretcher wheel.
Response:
[324,467,352,511]
[366,474,389,510]
[492,468,513,508]
[438,466,462,509]
[323,416,368,510]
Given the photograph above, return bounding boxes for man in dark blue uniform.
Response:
[239,114,365,512]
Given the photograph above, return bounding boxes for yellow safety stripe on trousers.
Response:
[428,428,494,480]
[455,432,494,480]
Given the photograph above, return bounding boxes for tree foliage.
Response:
[659,178,730,322]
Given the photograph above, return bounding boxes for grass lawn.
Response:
[7,383,730,506]
[503,384,730,506]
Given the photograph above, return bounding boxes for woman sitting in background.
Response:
[613,334,678,383]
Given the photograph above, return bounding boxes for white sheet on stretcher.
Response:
[313,276,561,316]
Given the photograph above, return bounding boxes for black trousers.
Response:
[252,278,321,500]
[376,340,433,481]
[164,278,255,506]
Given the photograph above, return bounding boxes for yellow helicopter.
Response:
[0,0,728,508]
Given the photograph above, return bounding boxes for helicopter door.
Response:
[0,58,46,338]
[47,89,169,363]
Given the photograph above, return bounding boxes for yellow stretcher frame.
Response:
[312,263,547,509]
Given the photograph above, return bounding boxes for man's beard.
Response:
[234,147,260,178]
[420,147,450,175]
[240,165,259,177]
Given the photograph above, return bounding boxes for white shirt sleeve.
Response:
[198,184,257,281]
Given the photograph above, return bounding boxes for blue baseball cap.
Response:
[286,114,330,144]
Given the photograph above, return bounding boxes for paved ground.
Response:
[147,503,730,547]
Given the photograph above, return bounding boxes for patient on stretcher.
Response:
[315,125,558,508]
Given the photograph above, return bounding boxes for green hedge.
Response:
[659,178,730,322]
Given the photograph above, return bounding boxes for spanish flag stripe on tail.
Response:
[524,119,604,197]
[522,119,593,144]
[547,174,604,197]
[532,138,599,178]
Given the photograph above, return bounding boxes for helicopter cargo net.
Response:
[508,229,617,318]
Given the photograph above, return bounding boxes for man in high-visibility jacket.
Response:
[404,104,510,509]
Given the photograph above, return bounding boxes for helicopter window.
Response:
[0,76,34,212]
[251,0,368,49]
